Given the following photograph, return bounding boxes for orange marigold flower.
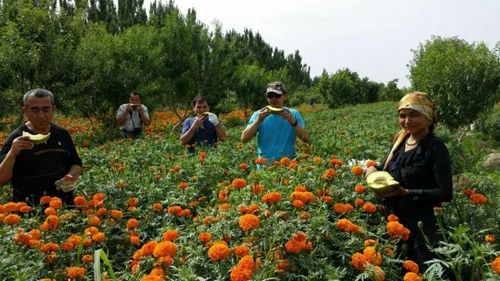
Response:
[127,197,139,207]
[87,215,100,226]
[238,214,260,232]
[334,203,354,214]
[373,266,385,281]
[239,163,248,170]
[231,178,247,189]
[387,214,399,222]
[351,165,364,176]
[336,218,360,232]
[44,207,57,216]
[292,200,305,209]
[208,241,230,261]
[365,160,377,167]
[110,209,123,220]
[321,168,337,180]
[41,242,59,253]
[403,260,420,273]
[491,256,500,274]
[162,229,178,241]
[40,195,52,205]
[44,215,60,230]
[469,193,487,205]
[463,188,474,196]
[178,182,188,190]
[82,254,93,263]
[152,203,163,212]
[363,239,379,247]
[230,266,253,281]
[261,191,282,205]
[66,266,86,278]
[19,205,32,214]
[238,255,255,271]
[130,235,141,246]
[93,192,106,201]
[219,189,229,201]
[252,184,264,194]
[485,234,495,243]
[141,241,158,257]
[387,221,410,240]
[92,232,106,243]
[3,214,21,224]
[355,198,365,206]
[198,232,212,244]
[354,184,366,193]
[285,239,304,254]
[403,272,423,281]
[49,197,62,209]
[313,156,322,164]
[167,205,182,215]
[127,218,140,229]
[233,245,250,257]
[351,252,368,271]
[254,157,268,165]
[362,202,377,213]
[153,241,177,258]
[61,241,74,251]
[363,246,382,266]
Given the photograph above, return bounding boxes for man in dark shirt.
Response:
[180,96,227,154]
[0,88,83,205]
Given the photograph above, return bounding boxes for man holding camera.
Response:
[116,91,150,138]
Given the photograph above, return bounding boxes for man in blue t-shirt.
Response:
[181,96,227,153]
[241,81,309,162]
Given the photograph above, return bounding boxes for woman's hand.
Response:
[379,185,409,198]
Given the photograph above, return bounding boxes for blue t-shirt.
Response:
[247,108,305,161]
[182,117,218,152]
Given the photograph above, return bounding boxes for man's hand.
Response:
[193,114,208,129]
[207,113,220,126]
[279,110,295,125]
[55,174,77,193]
[10,136,34,156]
[257,107,271,122]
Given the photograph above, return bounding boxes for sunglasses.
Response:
[266,92,283,99]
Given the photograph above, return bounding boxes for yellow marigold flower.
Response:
[238,214,260,232]
[208,241,230,261]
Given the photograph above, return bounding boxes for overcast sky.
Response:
[145,0,500,87]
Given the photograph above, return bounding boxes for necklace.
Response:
[406,138,418,146]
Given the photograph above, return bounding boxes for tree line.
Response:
[1,1,498,136]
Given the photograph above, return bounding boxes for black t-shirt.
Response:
[0,123,82,204]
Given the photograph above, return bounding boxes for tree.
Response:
[379,79,404,101]
[409,36,500,129]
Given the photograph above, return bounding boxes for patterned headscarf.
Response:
[383,92,436,171]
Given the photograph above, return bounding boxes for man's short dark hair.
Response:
[130,90,141,98]
[23,88,55,106]
[192,95,209,107]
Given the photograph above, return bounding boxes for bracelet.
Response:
[291,120,298,127]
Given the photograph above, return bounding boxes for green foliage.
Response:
[379,79,404,101]
[409,36,500,129]
[316,68,383,108]
[475,104,500,142]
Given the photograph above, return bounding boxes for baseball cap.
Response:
[265,81,287,95]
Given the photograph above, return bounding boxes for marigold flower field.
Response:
[0,102,498,280]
